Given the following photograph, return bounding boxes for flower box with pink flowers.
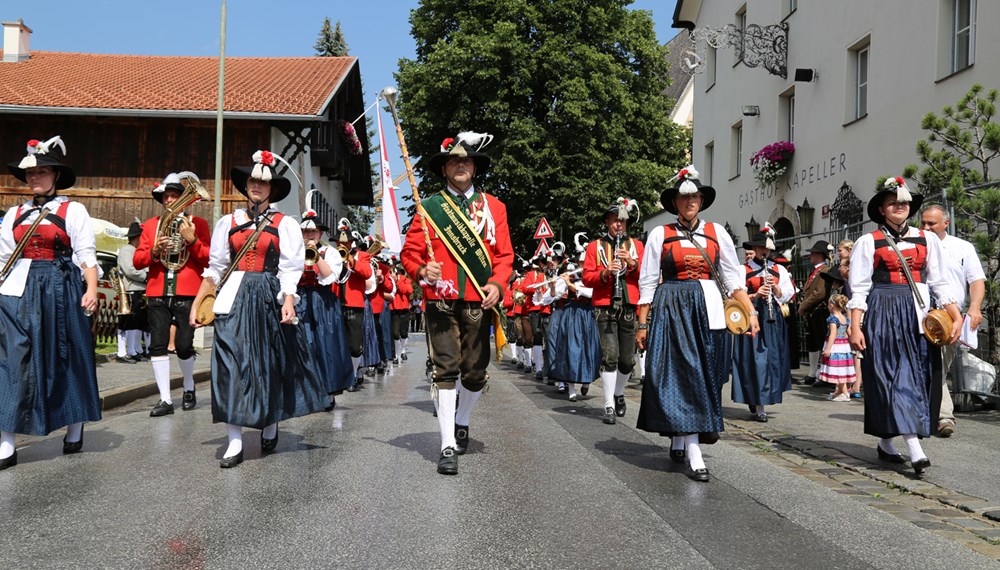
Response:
[749,141,795,187]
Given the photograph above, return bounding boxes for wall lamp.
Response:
[741,105,760,117]
[794,68,818,82]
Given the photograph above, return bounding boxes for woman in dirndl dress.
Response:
[295,208,353,410]
[544,263,601,401]
[0,136,101,470]
[848,177,961,476]
[191,150,327,468]
[731,225,794,422]
[635,165,758,482]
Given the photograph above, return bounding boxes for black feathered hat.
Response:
[425,132,493,177]
[867,176,923,225]
[659,165,715,215]
[231,150,299,203]
[7,135,76,190]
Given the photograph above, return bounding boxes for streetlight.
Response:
[745,216,760,241]
[797,197,815,234]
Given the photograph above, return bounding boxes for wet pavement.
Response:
[2,334,999,568]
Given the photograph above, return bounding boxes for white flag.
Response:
[377,109,402,252]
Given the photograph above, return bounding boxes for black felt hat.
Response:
[742,223,777,250]
[659,165,715,215]
[126,221,143,239]
[807,240,834,256]
[231,150,297,203]
[867,176,923,225]
[425,132,493,177]
[7,136,76,190]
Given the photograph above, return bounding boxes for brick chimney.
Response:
[2,19,32,63]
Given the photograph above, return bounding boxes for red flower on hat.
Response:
[441,137,455,151]
[259,150,274,166]
[153,182,160,188]
[895,176,904,186]
[27,139,39,147]
[303,209,317,218]
[678,169,689,179]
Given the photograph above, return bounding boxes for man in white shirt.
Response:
[920,205,986,437]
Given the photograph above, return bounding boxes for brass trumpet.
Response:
[305,244,320,267]
[109,268,132,316]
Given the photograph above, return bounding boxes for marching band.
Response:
[0,133,966,485]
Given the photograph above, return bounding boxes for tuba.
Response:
[156,174,211,270]
[109,268,132,315]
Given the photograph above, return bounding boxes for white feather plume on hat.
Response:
[18,135,67,169]
[883,176,913,202]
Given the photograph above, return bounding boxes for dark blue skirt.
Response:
[361,299,381,368]
[296,286,354,394]
[542,307,563,377]
[211,272,328,429]
[380,307,395,360]
[546,301,601,383]
[636,281,729,435]
[861,284,940,438]
[0,258,101,435]
[731,296,792,405]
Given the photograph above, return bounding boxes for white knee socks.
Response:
[117,330,128,358]
[262,423,278,440]
[808,351,820,376]
[637,351,646,379]
[395,340,403,359]
[903,434,926,462]
[225,424,243,458]
[671,436,685,452]
[437,388,458,450]
[615,370,629,397]
[524,348,533,369]
[601,371,617,409]
[686,434,705,471]
[455,383,482,427]
[178,357,195,391]
[566,383,578,398]
[151,356,172,404]
[126,330,141,356]
[352,356,362,378]
[0,431,14,459]
[65,422,83,444]
[879,437,900,455]
[532,345,543,371]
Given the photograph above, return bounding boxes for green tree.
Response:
[903,83,1000,364]
[314,18,380,234]
[395,0,690,253]
[314,18,349,57]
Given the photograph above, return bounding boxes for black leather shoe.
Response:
[803,376,817,385]
[437,447,458,475]
[516,362,525,370]
[261,431,279,454]
[580,384,589,396]
[877,445,906,464]
[0,451,16,471]
[401,353,408,361]
[557,384,567,393]
[325,397,336,412]
[615,395,627,417]
[603,406,617,425]
[912,457,931,475]
[150,400,174,417]
[754,412,768,423]
[360,371,370,382]
[455,425,469,455]
[220,450,244,468]
[689,467,710,482]
[347,379,362,392]
[113,355,136,364]
[63,427,84,455]
[376,364,386,374]
[875,445,906,464]
[670,449,686,464]
[181,391,196,411]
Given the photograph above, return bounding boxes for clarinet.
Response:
[764,260,776,323]
[612,233,623,302]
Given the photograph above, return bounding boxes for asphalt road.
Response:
[1,334,997,569]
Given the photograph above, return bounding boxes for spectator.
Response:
[115,222,148,363]
[920,204,986,438]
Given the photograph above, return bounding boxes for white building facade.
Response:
[647,0,988,245]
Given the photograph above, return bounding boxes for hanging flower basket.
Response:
[749,141,795,187]
[338,120,364,157]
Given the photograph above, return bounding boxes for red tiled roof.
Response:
[0,50,356,116]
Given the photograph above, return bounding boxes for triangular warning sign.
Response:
[534,218,554,239]
[534,238,550,258]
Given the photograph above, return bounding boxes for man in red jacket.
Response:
[519,256,547,379]
[401,131,513,475]
[390,257,414,363]
[337,223,374,392]
[134,172,211,417]
[582,198,644,426]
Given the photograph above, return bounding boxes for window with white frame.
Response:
[788,95,796,141]
[706,45,717,89]
[780,89,795,142]
[735,5,747,65]
[731,123,743,178]
[853,43,869,120]
[953,0,975,72]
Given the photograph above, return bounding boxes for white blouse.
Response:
[313,245,343,287]
[847,226,957,331]
[637,219,745,330]
[746,258,794,304]
[203,207,304,302]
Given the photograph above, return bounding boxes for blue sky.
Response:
[6,0,679,226]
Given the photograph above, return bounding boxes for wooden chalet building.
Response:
[0,20,371,229]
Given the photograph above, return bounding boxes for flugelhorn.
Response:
[305,244,321,267]
[156,173,210,270]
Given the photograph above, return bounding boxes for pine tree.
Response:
[314,18,348,57]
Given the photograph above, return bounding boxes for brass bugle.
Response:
[305,244,320,267]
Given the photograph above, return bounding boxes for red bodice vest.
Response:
[745,262,780,293]
[659,222,719,281]
[871,229,927,285]
[229,212,284,273]
[13,202,72,260]
[297,246,327,288]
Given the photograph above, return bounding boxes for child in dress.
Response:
[820,294,855,401]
